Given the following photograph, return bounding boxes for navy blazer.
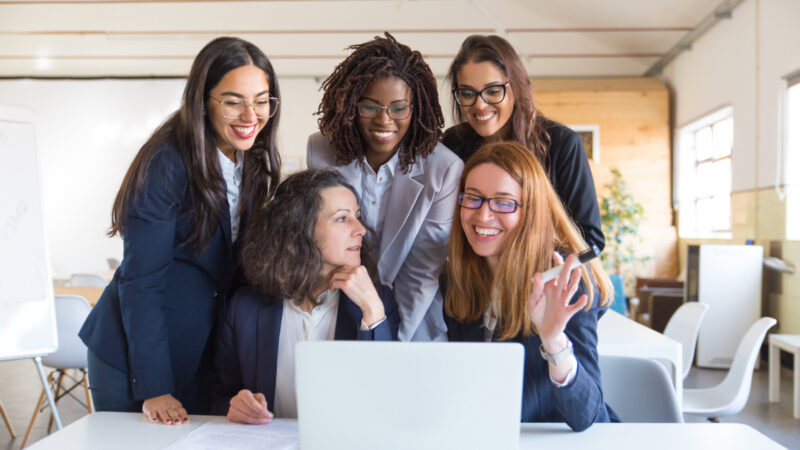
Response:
[212,285,399,415]
[79,144,238,403]
[443,280,619,431]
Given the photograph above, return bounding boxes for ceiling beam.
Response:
[0,26,690,36]
[644,0,746,76]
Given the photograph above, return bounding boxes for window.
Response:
[677,106,733,238]
[786,75,800,240]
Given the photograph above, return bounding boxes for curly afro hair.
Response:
[316,32,444,173]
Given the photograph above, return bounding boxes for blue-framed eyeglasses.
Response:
[458,193,521,213]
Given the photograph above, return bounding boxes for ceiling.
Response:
[0,0,730,78]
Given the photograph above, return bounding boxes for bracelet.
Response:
[539,338,574,366]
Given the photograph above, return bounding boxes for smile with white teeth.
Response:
[232,124,256,137]
[475,111,496,121]
[371,130,395,138]
[474,226,501,237]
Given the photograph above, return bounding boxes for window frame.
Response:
[784,71,800,240]
[675,105,734,239]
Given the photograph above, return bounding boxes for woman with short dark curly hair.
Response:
[214,169,399,422]
[307,33,463,342]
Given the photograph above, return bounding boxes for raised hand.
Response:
[527,252,588,348]
[328,265,385,327]
[142,393,189,425]
[227,389,273,424]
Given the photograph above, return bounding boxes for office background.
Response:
[1,0,800,448]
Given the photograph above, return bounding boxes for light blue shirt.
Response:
[359,152,399,233]
[217,148,243,242]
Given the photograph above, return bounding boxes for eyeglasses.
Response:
[209,95,280,119]
[356,102,412,120]
[452,83,511,107]
[458,193,521,213]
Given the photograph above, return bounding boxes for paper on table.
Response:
[164,418,299,450]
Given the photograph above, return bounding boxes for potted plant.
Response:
[599,167,648,312]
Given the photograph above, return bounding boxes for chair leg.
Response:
[47,370,66,434]
[82,370,94,413]
[21,372,51,449]
[0,398,16,438]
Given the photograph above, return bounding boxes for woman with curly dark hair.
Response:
[214,169,399,422]
[443,35,605,252]
[307,33,463,342]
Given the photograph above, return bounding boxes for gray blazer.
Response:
[307,131,463,341]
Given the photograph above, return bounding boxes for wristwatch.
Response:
[539,338,574,366]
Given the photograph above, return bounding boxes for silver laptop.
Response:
[295,341,524,450]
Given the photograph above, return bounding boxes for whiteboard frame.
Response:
[0,103,59,361]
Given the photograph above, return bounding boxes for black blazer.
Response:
[212,285,399,415]
[80,144,239,404]
[443,120,605,252]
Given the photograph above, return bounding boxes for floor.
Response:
[1,357,798,449]
[683,360,799,448]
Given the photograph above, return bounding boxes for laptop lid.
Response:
[295,341,524,450]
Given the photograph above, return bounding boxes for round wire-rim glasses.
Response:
[452,83,511,107]
[209,95,280,119]
[356,102,412,120]
[458,192,521,213]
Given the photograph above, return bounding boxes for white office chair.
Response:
[599,355,683,423]
[683,316,777,421]
[663,302,710,379]
[68,273,107,287]
[21,295,94,448]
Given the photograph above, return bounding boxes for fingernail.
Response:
[182,417,189,422]
[165,419,171,424]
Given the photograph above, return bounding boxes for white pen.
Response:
[539,245,601,283]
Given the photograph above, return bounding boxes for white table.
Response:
[597,310,683,406]
[768,334,800,419]
[28,413,784,449]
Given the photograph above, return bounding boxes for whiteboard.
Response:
[0,104,58,360]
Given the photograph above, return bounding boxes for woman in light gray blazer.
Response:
[307,33,463,341]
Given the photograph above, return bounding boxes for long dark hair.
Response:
[316,32,443,173]
[109,37,281,252]
[241,169,379,305]
[447,35,551,161]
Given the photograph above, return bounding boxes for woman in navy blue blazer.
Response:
[214,169,399,423]
[442,141,618,431]
[79,37,281,424]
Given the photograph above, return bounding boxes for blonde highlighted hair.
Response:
[444,141,612,341]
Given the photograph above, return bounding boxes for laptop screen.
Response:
[295,341,524,450]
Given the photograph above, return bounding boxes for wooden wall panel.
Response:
[532,77,677,278]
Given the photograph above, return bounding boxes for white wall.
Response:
[0,75,455,277]
[662,0,800,192]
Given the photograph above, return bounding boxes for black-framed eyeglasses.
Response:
[209,95,280,119]
[458,193,521,213]
[356,102,412,120]
[452,83,511,107]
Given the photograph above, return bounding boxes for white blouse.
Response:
[217,148,243,241]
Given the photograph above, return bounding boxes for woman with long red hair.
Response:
[443,141,618,431]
